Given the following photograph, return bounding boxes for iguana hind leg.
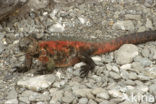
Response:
[14,54,32,73]
[78,52,96,78]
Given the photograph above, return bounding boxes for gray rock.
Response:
[49,8,59,20]
[137,26,146,32]
[17,75,55,91]
[149,83,156,95]
[109,72,121,80]
[144,0,155,7]
[5,99,18,104]
[149,47,156,59]
[91,75,102,82]
[36,33,44,39]
[142,47,150,58]
[62,91,74,103]
[49,89,63,104]
[27,0,49,10]
[97,92,110,100]
[79,98,88,104]
[125,14,141,20]
[73,88,93,98]
[134,56,152,67]
[112,20,134,31]
[48,23,65,33]
[112,65,119,73]
[145,18,153,29]
[131,62,144,73]
[106,64,112,71]
[19,90,50,103]
[108,89,123,98]
[124,80,136,85]
[0,33,5,54]
[88,99,97,104]
[102,53,114,63]
[92,56,103,65]
[92,88,106,95]
[110,98,124,104]
[99,100,115,104]
[119,100,134,104]
[138,74,150,81]
[6,87,17,99]
[120,64,131,70]
[115,44,138,65]
[53,80,67,88]
[120,70,129,79]
[128,72,138,80]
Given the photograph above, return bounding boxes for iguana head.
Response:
[19,36,38,55]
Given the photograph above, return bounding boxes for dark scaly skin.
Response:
[0,0,29,21]
[15,30,156,77]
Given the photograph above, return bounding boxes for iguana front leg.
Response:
[14,53,32,72]
[78,52,96,78]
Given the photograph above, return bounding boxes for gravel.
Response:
[0,0,156,104]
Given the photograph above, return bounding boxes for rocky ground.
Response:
[0,0,156,104]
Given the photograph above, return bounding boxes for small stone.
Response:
[91,75,102,82]
[115,44,138,65]
[92,88,106,95]
[137,26,146,32]
[17,75,55,91]
[108,89,123,98]
[49,9,58,19]
[6,87,17,99]
[27,0,49,10]
[131,62,143,73]
[106,64,112,71]
[149,83,156,95]
[74,62,85,70]
[120,70,129,79]
[134,57,152,67]
[110,98,124,103]
[149,47,156,59]
[112,20,134,31]
[73,88,92,98]
[109,72,121,80]
[119,100,134,104]
[128,72,138,80]
[138,74,150,81]
[92,56,102,65]
[112,66,119,73]
[88,99,97,104]
[120,64,131,70]
[19,90,50,103]
[78,17,86,24]
[5,99,18,104]
[125,14,141,20]
[79,98,88,104]
[62,91,74,103]
[48,23,65,33]
[144,0,155,7]
[137,85,149,92]
[146,18,153,29]
[100,100,115,104]
[53,80,67,88]
[142,47,150,58]
[124,80,135,85]
[97,92,110,100]
[102,53,114,63]
[0,34,5,54]
[36,33,44,39]
[49,89,63,104]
